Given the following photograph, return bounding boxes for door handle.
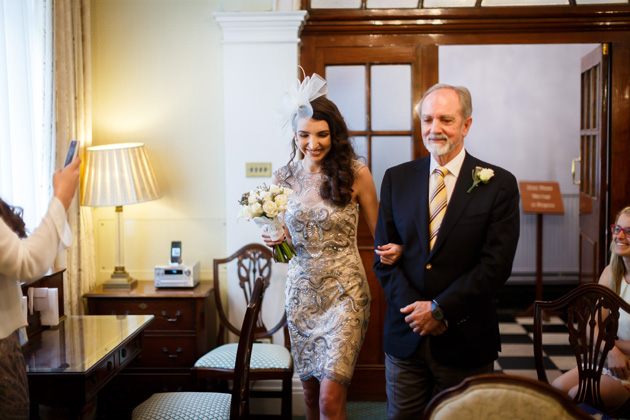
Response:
[571,158,581,185]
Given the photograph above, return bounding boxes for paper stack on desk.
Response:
[28,287,60,326]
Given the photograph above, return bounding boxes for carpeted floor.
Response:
[292,401,387,420]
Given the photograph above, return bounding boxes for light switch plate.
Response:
[246,162,272,178]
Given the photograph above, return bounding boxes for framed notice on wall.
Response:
[519,181,564,214]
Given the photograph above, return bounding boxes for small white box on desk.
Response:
[154,261,200,288]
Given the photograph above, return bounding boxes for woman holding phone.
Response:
[0,156,80,419]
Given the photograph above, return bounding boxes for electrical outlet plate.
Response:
[246,162,272,178]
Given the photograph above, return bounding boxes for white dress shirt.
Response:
[0,197,72,339]
[429,147,467,205]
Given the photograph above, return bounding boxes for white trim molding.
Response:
[214,11,308,44]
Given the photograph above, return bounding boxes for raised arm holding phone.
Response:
[0,155,80,419]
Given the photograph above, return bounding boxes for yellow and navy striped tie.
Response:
[429,167,449,250]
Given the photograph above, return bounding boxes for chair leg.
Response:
[281,376,292,420]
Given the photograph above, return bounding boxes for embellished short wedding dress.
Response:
[274,160,370,386]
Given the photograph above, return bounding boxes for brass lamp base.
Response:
[103,266,138,289]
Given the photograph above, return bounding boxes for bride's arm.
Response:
[354,166,402,265]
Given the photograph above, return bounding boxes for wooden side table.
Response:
[84,281,216,417]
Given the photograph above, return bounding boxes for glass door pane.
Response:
[371,65,412,131]
[326,66,367,131]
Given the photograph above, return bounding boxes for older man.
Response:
[374,84,520,419]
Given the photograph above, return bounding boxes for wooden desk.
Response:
[84,281,216,416]
[23,315,154,418]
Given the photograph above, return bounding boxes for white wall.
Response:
[90,0,227,280]
[90,0,304,345]
[439,44,598,194]
[439,44,599,278]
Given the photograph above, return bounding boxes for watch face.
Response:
[431,302,444,321]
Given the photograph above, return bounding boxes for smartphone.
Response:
[171,241,182,265]
[64,140,78,167]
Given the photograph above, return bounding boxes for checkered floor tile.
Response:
[496,314,574,384]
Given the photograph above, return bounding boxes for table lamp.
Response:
[81,143,162,289]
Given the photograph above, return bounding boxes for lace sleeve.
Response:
[273,163,294,188]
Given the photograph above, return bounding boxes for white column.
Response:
[215,11,307,253]
[214,11,308,416]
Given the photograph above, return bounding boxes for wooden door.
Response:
[302,45,438,400]
[578,45,609,284]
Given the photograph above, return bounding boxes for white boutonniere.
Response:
[467,167,494,193]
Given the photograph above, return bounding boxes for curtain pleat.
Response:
[54,0,95,316]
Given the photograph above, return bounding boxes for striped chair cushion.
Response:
[195,343,292,370]
[132,392,231,420]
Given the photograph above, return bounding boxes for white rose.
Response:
[250,202,263,217]
[262,201,279,218]
[282,187,293,196]
[274,194,288,208]
[269,185,282,194]
[479,168,494,182]
[260,191,272,202]
[237,206,250,220]
[248,192,259,204]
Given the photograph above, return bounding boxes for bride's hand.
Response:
[262,231,285,247]
[375,243,402,265]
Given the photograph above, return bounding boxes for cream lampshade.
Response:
[81,143,161,289]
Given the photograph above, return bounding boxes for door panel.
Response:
[303,44,438,400]
[578,45,609,284]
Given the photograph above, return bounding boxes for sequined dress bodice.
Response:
[274,161,370,386]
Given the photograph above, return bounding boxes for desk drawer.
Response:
[131,335,198,367]
[85,353,117,399]
[90,299,196,331]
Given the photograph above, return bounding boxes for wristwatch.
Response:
[431,300,445,322]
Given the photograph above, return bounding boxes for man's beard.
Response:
[423,133,462,156]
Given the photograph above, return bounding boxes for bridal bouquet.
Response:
[238,184,296,263]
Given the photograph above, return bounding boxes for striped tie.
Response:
[429,167,449,250]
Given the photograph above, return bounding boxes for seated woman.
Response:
[552,206,630,411]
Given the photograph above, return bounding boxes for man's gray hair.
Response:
[415,84,473,119]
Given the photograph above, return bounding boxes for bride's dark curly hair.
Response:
[288,96,357,206]
[0,198,27,238]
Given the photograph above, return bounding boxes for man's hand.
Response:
[375,243,402,265]
[400,301,447,336]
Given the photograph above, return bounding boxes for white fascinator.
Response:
[277,69,328,137]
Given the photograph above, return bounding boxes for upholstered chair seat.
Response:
[195,343,292,371]
[132,392,231,420]
[424,374,592,420]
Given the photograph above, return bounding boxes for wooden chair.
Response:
[195,243,293,419]
[533,283,630,417]
[423,373,592,420]
[132,276,265,420]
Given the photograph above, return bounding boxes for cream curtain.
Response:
[54,0,96,315]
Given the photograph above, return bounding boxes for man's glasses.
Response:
[610,224,630,236]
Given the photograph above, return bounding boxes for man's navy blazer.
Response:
[374,152,520,368]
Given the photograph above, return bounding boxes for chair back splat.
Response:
[213,243,286,345]
[131,277,265,420]
[534,283,630,415]
[196,243,293,419]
